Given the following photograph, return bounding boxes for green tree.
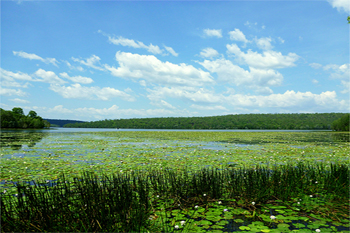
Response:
[12,107,24,117]
[331,114,350,131]
[28,110,38,118]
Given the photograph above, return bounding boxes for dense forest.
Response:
[64,113,348,130]
[331,114,349,131]
[44,119,86,127]
[0,108,50,129]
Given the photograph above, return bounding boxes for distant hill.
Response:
[63,113,348,130]
[44,119,86,127]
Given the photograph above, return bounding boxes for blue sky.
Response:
[1,0,349,121]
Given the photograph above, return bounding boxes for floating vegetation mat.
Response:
[1,130,349,232]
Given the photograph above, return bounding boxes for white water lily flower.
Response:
[218,201,222,204]
[174,225,179,229]
[310,195,313,198]
[203,194,206,197]
[315,229,321,232]
[252,202,255,205]
[180,220,185,226]
[195,205,199,209]
[270,215,276,220]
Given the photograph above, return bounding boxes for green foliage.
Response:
[0,108,50,129]
[64,113,347,130]
[331,113,349,131]
[1,163,348,232]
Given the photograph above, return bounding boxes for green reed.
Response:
[1,162,348,232]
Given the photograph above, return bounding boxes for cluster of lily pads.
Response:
[1,130,349,232]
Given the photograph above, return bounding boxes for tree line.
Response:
[0,108,50,129]
[331,114,349,131]
[43,119,86,127]
[64,113,348,130]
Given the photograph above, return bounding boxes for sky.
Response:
[1,0,349,121]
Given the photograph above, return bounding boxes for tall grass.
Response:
[1,162,348,232]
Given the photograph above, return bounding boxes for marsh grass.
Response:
[1,162,349,232]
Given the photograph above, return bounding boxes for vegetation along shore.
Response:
[1,130,349,232]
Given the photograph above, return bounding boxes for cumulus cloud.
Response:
[59,72,94,84]
[0,88,27,97]
[327,0,350,14]
[147,86,222,105]
[228,29,249,43]
[13,51,59,67]
[72,55,104,71]
[0,68,33,88]
[34,69,66,85]
[226,44,299,69]
[200,48,219,58]
[198,58,283,92]
[49,83,136,101]
[225,90,348,112]
[203,29,222,38]
[105,51,215,87]
[255,37,273,50]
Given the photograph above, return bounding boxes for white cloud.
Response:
[191,104,228,111]
[108,35,168,55]
[147,86,221,105]
[310,63,349,93]
[200,48,219,58]
[72,55,104,71]
[13,51,59,67]
[255,37,273,50]
[34,69,66,85]
[309,63,323,69]
[151,99,176,109]
[203,29,222,38]
[0,68,33,88]
[278,37,285,44]
[146,84,348,112]
[63,60,85,72]
[340,80,349,93]
[328,0,350,14]
[49,104,193,120]
[228,29,249,43]
[312,79,319,84]
[59,72,94,84]
[244,21,257,28]
[226,44,299,69]
[105,51,215,87]
[49,83,135,101]
[198,58,283,91]
[9,98,30,104]
[224,90,348,112]
[0,88,27,96]
[1,68,33,82]
[164,45,178,57]
[49,105,74,114]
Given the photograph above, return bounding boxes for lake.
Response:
[1,128,349,232]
